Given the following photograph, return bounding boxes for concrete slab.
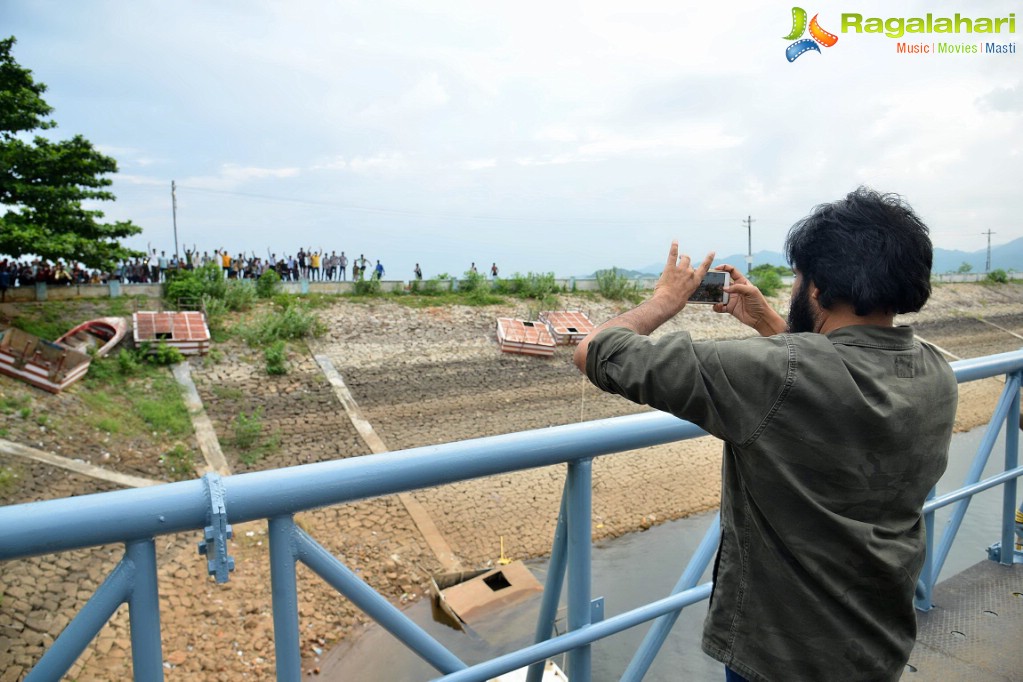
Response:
[0,437,159,488]
[908,561,1023,680]
[313,352,463,571]
[172,361,230,476]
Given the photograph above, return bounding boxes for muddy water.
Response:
[317,425,1019,681]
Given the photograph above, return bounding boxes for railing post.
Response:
[999,371,1021,565]
[916,488,937,611]
[566,459,593,681]
[527,479,570,682]
[25,556,134,681]
[126,538,164,682]
[622,512,721,681]
[269,516,302,682]
[933,378,1019,579]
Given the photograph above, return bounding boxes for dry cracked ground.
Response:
[0,282,1021,680]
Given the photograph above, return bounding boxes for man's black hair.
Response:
[784,187,933,316]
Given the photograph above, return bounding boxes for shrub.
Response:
[463,287,503,306]
[459,269,488,293]
[256,269,282,298]
[986,269,1009,284]
[354,277,381,296]
[493,272,559,299]
[164,262,226,309]
[146,342,186,366]
[233,408,263,450]
[236,302,324,346]
[750,268,783,297]
[414,276,449,295]
[265,340,287,375]
[116,348,140,374]
[595,268,641,303]
[223,279,257,312]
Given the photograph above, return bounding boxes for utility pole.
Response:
[171,180,179,259]
[981,229,995,272]
[743,215,755,274]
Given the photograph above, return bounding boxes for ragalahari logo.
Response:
[784,7,839,61]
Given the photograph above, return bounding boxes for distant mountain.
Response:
[611,238,1023,277]
[631,250,787,277]
[580,267,659,279]
[932,237,1023,273]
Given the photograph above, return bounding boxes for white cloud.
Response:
[403,73,449,110]
[347,153,410,174]
[458,158,498,170]
[5,0,1021,276]
[182,164,301,191]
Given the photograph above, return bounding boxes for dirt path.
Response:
[1,283,1021,679]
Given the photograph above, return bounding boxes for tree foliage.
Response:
[748,264,790,297]
[0,36,142,269]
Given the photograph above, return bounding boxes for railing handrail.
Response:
[0,414,708,560]
[2,349,1021,562]
[1,347,1020,682]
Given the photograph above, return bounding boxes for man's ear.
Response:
[808,281,821,302]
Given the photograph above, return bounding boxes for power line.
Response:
[173,184,748,228]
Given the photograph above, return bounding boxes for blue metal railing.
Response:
[1,348,1020,681]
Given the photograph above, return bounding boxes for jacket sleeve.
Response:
[585,326,794,445]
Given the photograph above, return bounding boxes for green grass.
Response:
[229,408,282,465]
[135,374,192,436]
[4,299,141,341]
[0,395,31,415]
[0,465,19,495]
[160,442,196,481]
[211,385,244,400]
[94,417,121,434]
[81,357,192,439]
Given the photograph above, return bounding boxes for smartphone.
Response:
[688,270,730,305]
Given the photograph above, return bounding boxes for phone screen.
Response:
[689,271,729,304]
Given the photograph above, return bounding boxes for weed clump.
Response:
[161,442,195,481]
[232,408,281,465]
[594,268,641,303]
[265,340,287,375]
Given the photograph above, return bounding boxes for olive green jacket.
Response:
[585,324,957,681]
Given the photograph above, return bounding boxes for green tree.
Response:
[956,262,973,274]
[0,36,142,269]
[748,264,790,297]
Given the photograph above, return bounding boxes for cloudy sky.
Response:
[3,0,1021,277]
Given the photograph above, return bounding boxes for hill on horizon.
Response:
[598,237,1023,278]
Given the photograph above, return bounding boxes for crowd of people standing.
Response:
[1,245,501,294]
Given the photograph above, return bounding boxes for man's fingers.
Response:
[665,240,679,269]
[717,263,749,285]
[694,252,716,278]
[724,282,760,296]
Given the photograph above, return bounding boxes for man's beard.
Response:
[787,281,818,334]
